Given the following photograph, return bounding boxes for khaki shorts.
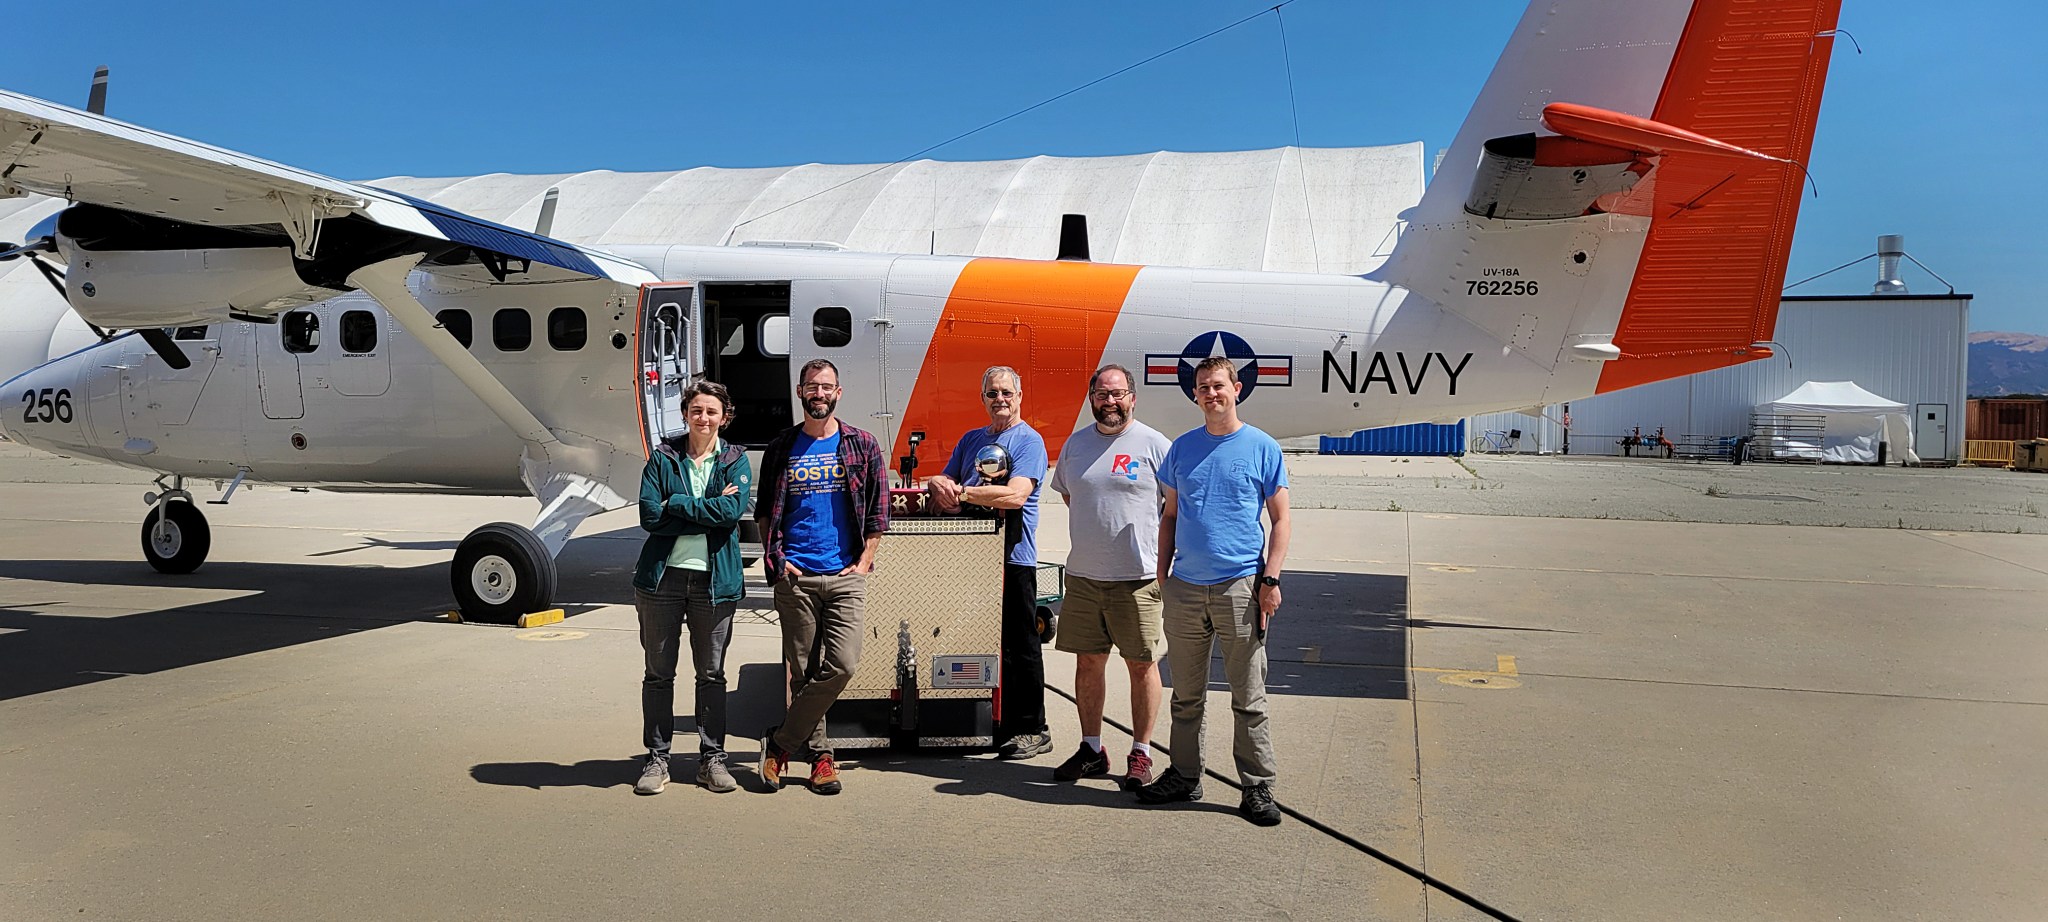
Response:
[1055,576,1165,662]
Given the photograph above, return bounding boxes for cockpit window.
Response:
[282,312,320,354]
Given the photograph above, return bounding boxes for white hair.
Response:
[981,365,1021,391]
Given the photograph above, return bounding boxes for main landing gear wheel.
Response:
[451,522,557,625]
[140,501,211,574]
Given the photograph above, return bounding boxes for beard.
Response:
[1091,403,1127,428]
[804,395,838,420]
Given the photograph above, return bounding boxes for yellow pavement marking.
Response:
[1415,654,1521,688]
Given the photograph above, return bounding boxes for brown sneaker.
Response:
[759,728,789,792]
[809,751,843,795]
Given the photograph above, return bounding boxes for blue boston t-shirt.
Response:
[783,431,856,573]
[943,421,1050,567]
[1158,423,1287,585]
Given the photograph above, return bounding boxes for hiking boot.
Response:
[759,728,790,792]
[634,754,670,796]
[698,757,737,794]
[1121,749,1155,791]
[1135,767,1203,804]
[1239,781,1283,827]
[1052,743,1110,782]
[809,752,843,795]
[998,732,1053,760]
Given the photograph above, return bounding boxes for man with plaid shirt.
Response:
[753,358,890,795]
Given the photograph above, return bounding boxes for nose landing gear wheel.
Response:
[140,501,211,574]
[451,522,556,624]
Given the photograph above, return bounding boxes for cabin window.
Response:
[494,308,532,352]
[812,307,852,348]
[172,326,208,341]
[717,315,746,356]
[436,309,472,348]
[340,310,378,354]
[758,315,790,357]
[548,307,587,351]
[282,311,320,354]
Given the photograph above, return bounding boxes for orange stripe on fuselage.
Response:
[1596,0,1842,393]
[893,258,1142,474]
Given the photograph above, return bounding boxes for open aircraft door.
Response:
[638,284,696,450]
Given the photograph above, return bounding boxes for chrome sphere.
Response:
[974,444,1012,482]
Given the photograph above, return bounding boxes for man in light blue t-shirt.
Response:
[927,365,1053,760]
[1135,355,1292,828]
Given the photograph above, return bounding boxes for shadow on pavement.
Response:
[0,525,652,702]
[1161,569,1413,701]
[855,752,1233,815]
[468,758,643,790]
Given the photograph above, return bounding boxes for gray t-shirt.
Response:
[1048,420,1173,582]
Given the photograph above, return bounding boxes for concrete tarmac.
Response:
[3,446,2046,921]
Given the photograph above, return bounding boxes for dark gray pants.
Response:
[771,571,867,759]
[635,567,735,760]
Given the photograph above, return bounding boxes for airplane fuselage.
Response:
[1,242,1609,494]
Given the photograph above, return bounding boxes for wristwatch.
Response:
[1257,575,1281,588]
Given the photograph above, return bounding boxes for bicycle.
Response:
[1470,427,1521,454]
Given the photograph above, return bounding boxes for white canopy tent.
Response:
[1754,381,1918,464]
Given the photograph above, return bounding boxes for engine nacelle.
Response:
[59,244,338,328]
[51,204,342,328]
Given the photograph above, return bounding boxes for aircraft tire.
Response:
[451,522,557,624]
[141,501,211,574]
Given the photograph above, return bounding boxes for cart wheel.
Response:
[1035,606,1058,644]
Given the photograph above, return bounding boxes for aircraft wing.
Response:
[0,88,655,285]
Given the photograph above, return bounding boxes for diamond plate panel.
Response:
[847,516,1005,699]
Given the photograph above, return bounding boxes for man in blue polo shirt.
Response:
[1136,355,1292,827]
[927,365,1053,760]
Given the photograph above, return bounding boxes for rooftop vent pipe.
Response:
[1873,234,1907,295]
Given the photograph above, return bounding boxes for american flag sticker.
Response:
[931,655,999,689]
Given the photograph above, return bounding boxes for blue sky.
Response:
[2,1,2039,331]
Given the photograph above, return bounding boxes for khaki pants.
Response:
[1161,574,1276,786]
[772,571,867,759]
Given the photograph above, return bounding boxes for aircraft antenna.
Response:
[723,0,1305,244]
[1274,6,1321,271]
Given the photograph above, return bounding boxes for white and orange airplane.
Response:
[0,0,1843,620]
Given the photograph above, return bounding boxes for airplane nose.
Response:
[1,347,96,455]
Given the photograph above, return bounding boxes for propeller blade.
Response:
[137,327,192,370]
[26,254,68,299]
[0,237,55,261]
[87,66,109,115]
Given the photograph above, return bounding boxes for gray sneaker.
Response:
[634,754,670,796]
[697,757,738,793]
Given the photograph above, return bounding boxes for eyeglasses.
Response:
[983,389,1016,399]
[1089,389,1132,401]
[798,383,839,395]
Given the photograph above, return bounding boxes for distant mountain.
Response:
[1970,332,2048,397]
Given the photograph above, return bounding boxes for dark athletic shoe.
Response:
[634,754,669,796]
[1239,781,1283,827]
[759,728,789,792]
[998,732,1053,760]
[1052,743,1110,782]
[1135,767,1203,804]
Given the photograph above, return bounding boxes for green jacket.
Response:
[634,436,752,603]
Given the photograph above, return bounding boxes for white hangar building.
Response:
[0,145,1422,381]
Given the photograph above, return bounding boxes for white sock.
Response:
[1083,736,1103,752]
[1130,741,1151,758]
